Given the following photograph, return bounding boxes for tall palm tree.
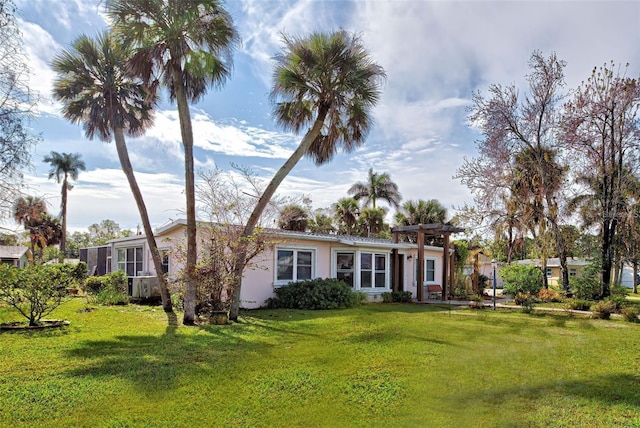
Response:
[43,151,85,261]
[395,199,447,226]
[107,0,240,325]
[333,197,360,235]
[348,168,401,209]
[229,30,386,320]
[13,195,46,263]
[51,32,172,312]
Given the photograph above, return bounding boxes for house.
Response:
[0,246,30,268]
[83,219,464,308]
[515,258,589,286]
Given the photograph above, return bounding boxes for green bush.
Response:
[570,264,600,300]
[592,300,617,319]
[499,264,542,296]
[266,278,362,310]
[95,285,129,306]
[0,264,72,326]
[566,299,592,311]
[84,271,128,295]
[608,285,628,311]
[382,291,413,303]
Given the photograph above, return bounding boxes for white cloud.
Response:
[144,109,297,159]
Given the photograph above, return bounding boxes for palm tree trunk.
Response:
[60,177,68,263]
[113,126,173,312]
[172,66,198,325]
[229,106,329,321]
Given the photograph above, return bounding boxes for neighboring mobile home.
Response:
[82,219,463,308]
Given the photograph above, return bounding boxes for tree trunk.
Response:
[59,177,67,263]
[172,66,198,325]
[228,106,329,321]
[634,260,638,294]
[113,126,173,312]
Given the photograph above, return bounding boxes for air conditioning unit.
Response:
[130,276,160,299]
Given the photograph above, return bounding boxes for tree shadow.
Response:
[63,326,275,394]
[455,372,640,412]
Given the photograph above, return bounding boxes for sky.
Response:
[8,0,640,234]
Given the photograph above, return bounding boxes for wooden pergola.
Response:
[391,224,466,301]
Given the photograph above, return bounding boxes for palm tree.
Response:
[333,197,360,235]
[43,151,85,261]
[107,0,240,325]
[395,199,447,226]
[348,168,401,209]
[277,205,308,232]
[13,195,47,263]
[51,32,172,312]
[228,30,386,320]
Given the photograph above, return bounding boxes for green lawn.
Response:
[1,299,639,427]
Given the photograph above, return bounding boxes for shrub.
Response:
[84,276,108,294]
[538,288,562,303]
[499,264,542,296]
[620,306,639,323]
[570,264,600,300]
[84,271,128,295]
[566,299,592,311]
[0,264,72,326]
[95,285,129,306]
[592,300,617,319]
[382,291,413,303]
[514,292,536,313]
[608,285,628,311]
[266,278,362,310]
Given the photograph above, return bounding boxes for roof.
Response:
[0,246,28,259]
[107,218,444,251]
[515,258,590,268]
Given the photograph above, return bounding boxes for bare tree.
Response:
[456,51,571,290]
[0,0,40,221]
[562,62,640,297]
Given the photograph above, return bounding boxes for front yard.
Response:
[1,299,639,427]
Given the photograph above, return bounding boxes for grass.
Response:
[1,299,639,427]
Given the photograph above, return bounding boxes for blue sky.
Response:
[9,0,640,233]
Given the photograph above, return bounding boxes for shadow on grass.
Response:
[458,373,640,410]
[64,325,275,394]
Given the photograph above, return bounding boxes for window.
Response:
[276,248,314,284]
[336,252,355,287]
[334,250,389,290]
[416,257,437,284]
[569,268,577,278]
[360,252,387,288]
[546,268,552,278]
[117,246,143,276]
[161,250,170,274]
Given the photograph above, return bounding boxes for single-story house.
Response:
[516,258,589,286]
[0,246,30,268]
[81,219,464,307]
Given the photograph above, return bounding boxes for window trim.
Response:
[116,245,144,277]
[331,247,391,292]
[415,256,438,285]
[273,245,317,287]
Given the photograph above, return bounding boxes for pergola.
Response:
[391,224,466,301]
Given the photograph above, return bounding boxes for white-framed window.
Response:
[546,267,552,278]
[415,257,437,284]
[117,247,143,276]
[336,252,355,287]
[161,249,170,274]
[275,247,315,285]
[569,268,577,278]
[332,249,390,290]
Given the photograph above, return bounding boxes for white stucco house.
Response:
[81,219,463,308]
